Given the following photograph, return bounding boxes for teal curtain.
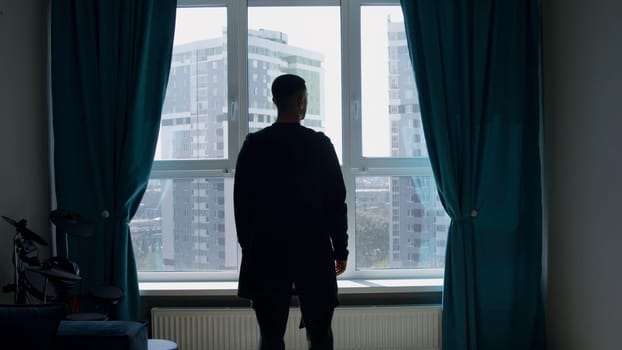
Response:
[51,0,176,320]
[400,1,545,349]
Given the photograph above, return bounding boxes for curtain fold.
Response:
[51,0,177,320]
[400,1,545,348]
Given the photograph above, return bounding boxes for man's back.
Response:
[234,123,347,298]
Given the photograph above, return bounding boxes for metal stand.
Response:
[13,236,20,303]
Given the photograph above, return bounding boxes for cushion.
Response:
[54,320,148,350]
[0,303,66,350]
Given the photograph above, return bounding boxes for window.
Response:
[131,0,449,283]
[249,5,341,145]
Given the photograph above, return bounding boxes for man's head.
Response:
[271,74,308,121]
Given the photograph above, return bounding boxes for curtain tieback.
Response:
[453,209,478,222]
[101,210,131,225]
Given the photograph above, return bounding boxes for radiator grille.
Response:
[151,305,441,350]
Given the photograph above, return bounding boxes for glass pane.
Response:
[156,8,229,160]
[248,7,342,161]
[355,176,449,270]
[130,177,238,272]
[361,6,426,158]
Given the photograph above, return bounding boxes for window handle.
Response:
[230,100,238,122]
[351,99,360,121]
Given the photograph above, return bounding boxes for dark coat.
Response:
[233,123,348,299]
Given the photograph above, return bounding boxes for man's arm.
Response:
[233,135,253,249]
[321,134,349,261]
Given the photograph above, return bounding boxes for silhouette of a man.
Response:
[234,74,348,350]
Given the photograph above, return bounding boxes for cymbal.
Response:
[26,266,82,281]
[50,209,94,237]
[2,215,48,246]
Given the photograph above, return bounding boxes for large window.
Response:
[131,0,449,282]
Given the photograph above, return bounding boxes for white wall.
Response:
[0,0,50,304]
[543,0,622,349]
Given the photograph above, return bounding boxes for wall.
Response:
[0,0,50,304]
[543,0,622,349]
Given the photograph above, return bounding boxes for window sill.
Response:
[139,278,443,297]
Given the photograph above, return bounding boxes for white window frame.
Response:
[139,0,444,283]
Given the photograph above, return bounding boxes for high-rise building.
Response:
[247,29,324,133]
[131,28,325,271]
[387,18,449,268]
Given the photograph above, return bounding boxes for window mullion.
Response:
[228,0,248,169]
[347,0,363,171]
[342,2,360,279]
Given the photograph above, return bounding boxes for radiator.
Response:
[151,305,441,350]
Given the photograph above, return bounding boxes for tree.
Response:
[355,210,390,268]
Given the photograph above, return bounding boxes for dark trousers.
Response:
[251,294,335,350]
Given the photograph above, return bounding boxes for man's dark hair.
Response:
[271,74,306,110]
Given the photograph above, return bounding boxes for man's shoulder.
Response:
[243,126,276,145]
[295,125,331,142]
[249,124,329,140]
[241,125,278,146]
[241,125,333,157]
[243,127,268,141]
[302,126,329,138]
